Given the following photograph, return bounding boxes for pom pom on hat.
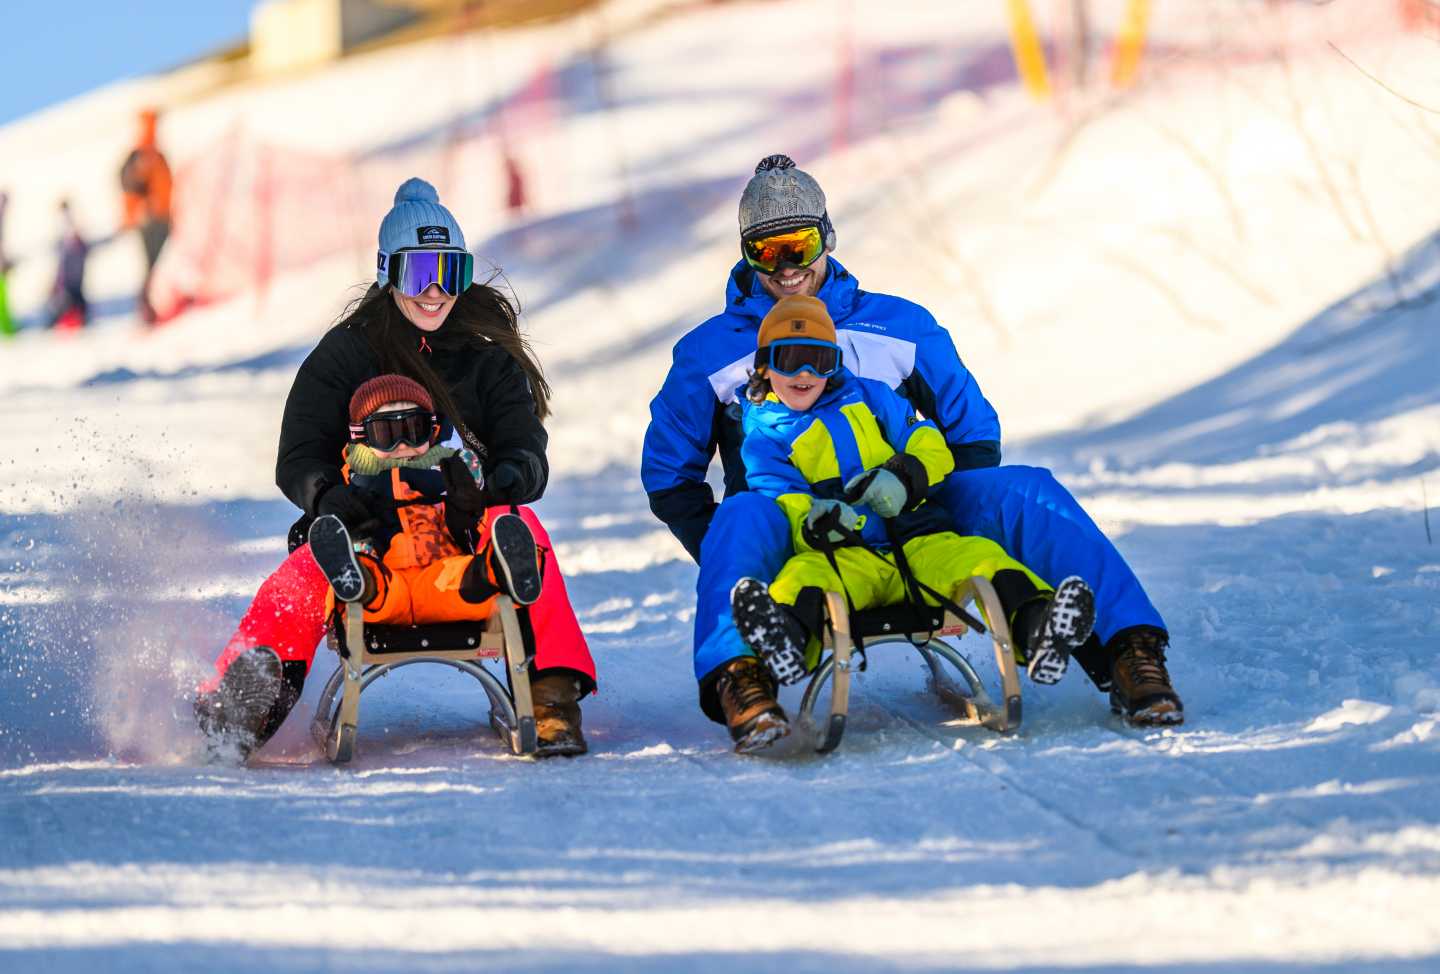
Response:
[393,177,440,205]
[754,154,796,175]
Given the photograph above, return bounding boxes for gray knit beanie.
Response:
[376,177,466,285]
[737,154,836,250]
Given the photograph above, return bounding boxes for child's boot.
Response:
[730,577,809,686]
[531,671,587,757]
[1012,576,1095,685]
[486,512,543,605]
[308,515,375,603]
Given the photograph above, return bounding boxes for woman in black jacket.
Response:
[195,178,595,760]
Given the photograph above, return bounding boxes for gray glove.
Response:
[844,467,909,518]
[803,498,862,547]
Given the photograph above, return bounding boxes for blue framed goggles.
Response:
[758,338,842,378]
[378,248,474,297]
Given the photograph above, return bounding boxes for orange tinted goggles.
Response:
[741,226,825,274]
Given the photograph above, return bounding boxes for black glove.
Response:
[440,456,486,553]
[440,455,487,515]
[483,460,526,505]
[315,483,382,538]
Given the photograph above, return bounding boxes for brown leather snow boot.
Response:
[716,656,790,754]
[531,671,587,757]
[1108,627,1184,726]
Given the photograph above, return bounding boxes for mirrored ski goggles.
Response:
[380,249,474,297]
[349,407,441,451]
[741,225,825,274]
[758,338,842,378]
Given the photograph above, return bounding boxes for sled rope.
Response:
[806,505,988,638]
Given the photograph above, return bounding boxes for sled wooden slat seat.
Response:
[356,621,505,656]
[850,603,954,639]
[798,576,1024,753]
[310,596,538,764]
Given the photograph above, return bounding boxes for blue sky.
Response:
[1,2,256,125]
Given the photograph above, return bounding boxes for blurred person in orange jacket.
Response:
[119,108,172,325]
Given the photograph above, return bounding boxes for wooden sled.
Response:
[310,595,538,764]
[798,576,1024,752]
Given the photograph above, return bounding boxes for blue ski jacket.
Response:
[642,257,1002,560]
[741,371,956,551]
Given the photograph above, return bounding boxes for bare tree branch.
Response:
[1328,41,1440,114]
[1276,44,1364,242]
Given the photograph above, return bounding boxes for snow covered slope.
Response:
[2,1,1438,970]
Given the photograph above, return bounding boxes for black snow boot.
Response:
[730,577,809,686]
[308,514,370,603]
[194,646,287,763]
[487,512,543,606]
[1012,576,1095,685]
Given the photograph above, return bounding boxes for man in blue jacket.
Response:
[642,154,1183,748]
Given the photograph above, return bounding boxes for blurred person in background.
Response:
[46,199,89,330]
[642,154,1183,750]
[119,107,172,325]
[0,190,13,337]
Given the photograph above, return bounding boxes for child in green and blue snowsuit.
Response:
[731,295,1095,687]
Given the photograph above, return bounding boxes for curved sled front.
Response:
[310,656,520,759]
[797,576,1023,753]
[310,594,538,764]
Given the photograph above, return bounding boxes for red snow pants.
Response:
[199,506,596,693]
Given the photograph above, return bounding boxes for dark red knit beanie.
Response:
[348,374,435,424]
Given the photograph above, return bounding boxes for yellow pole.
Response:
[1006,0,1051,99]
[1111,0,1152,89]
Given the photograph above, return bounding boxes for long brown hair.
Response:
[334,277,552,450]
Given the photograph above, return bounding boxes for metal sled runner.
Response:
[799,576,1024,752]
[310,596,538,763]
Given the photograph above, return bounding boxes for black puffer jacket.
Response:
[276,322,547,517]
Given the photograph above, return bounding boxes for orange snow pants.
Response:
[331,504,525,626]
[351,552,495,625]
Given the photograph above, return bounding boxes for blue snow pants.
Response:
[692,465,1165,712]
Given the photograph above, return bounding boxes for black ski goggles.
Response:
[349,407,440,451]
[378,249,474,297]
[757,338,842,378]
[741,225,826,274]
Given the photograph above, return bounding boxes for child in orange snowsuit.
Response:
[307,374,543,624]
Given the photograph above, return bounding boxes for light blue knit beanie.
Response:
[375,177,466,285]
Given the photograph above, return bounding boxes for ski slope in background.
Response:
[2,1,1439,970]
